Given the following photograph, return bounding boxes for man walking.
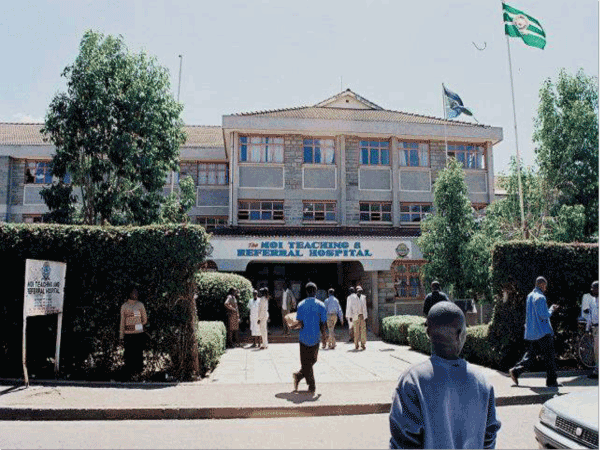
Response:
[348,286,368,350]
[389,302,501,448]
[345,287,358,342]
[423,280,450,316]
[291,282,327,395]
[509,276,561,387]
[324,288,344,349]
[281,282,296,336]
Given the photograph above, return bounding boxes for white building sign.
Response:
[23,259,67,316]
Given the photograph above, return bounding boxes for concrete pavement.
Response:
[0,334,596,421]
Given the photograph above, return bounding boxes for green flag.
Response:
[503,2,546,49]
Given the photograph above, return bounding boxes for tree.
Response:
[160,176,196,224]
[533,68,598,238]
[42,31,185,225]
[417,158,478,298]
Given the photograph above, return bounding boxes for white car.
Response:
[535,389,598,448]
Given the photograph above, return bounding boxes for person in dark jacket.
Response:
[422,281,450,316]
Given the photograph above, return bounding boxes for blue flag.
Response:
[443,85,474,119]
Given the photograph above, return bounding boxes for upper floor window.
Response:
[447,144,486,169]
[360,140,390,166]
[359,201,392,223]
[25,161,70,184]
[303,201,336,222]
[400,203,433,224]
[180,162,228,186]
[196,216,228,231]
[238,200,284,222]
[303,139,335,164]
[399,142,429,167]
[239,136,284,163]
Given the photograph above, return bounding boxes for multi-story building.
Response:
[0,89,502,333]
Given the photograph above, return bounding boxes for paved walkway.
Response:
[0,334,597,421]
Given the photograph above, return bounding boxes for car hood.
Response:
[544,390,599,431]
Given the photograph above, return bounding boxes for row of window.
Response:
[239,136,486,169]
[237,200,435,225]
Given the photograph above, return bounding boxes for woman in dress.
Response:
[119,288,148,380]
[224,288,240,348]
[248,289,261,347]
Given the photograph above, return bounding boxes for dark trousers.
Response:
[511,334,558,385]
[295,343,319,391]
[123,333,146,378]
[227,329,239,348]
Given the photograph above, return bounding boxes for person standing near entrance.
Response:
[119,288,148,380]
[281,282,296,336]
[324,288,344,349]
[224,288,240,348]
[257,287,270,349]
[509,276,561,387]
[248,289,261,348]
[423,281,450,317]
[349,286,368,350]
[346,287,358,343]
[291,282,327,395]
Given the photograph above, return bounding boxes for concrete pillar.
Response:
[391,137,400,227]
[339,135,347,226]
[370,271,379,335]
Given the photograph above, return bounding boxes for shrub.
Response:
[462,324,494,367]
[381,315,426,345]
[195,272,253,323]
[489,241,598,369]
[0,223,209,381]
[407,323,430,355]
[196,321,226,376]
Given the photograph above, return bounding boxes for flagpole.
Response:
[503,8,527,233]
[442,84,449,165]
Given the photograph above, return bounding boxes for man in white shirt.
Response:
[281,283,296,336]
[584,281,599,378]
[257,287,270,349]
[348,286,368,350]
[345,287,358,343]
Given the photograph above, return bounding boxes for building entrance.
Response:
[244,261,364,326]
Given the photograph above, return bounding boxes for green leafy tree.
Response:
[160,175,196,224]
[533,68,598,237]
[42,30,185,225]
[417,158,477,298]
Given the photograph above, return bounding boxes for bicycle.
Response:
[577,320,596,369]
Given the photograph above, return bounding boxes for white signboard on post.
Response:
[22,259,67,386]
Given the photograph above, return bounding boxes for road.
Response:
[0,404,540,449]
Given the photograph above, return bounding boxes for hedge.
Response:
[381,315,426,345]
[195,272,252,324]
[488,241,598,369]
[196,321,226,376]
[0,223,209,381]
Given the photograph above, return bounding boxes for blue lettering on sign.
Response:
[237,241,373,259]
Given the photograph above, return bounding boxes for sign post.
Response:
[22,259,67,386]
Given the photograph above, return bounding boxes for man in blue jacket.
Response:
[509,276,561,387]
[292,282,327,395]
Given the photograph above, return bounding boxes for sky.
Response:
[1,0,598,174]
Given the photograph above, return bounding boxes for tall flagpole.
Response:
[442,84,449,165]
[503,2,526,233]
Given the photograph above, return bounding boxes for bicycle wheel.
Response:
[578,333,596,369]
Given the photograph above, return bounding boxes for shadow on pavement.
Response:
[275,391,322,404]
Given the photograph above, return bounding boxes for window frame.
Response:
[392,260,426,300]
[447,143,486,170]
[179,161,229,186]
[195,216,228,231]
[239,135,284,164]
[399,203,433,225]
[359,140,390,166]
[238,200,285,223]
[359,201,392,224]
[398,141,430,168]
[303,138,335,165]
[302,201,337,223]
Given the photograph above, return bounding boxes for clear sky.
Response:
[1,0,598,174]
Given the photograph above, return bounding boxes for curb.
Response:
[0,393,560,421]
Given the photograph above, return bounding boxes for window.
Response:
[359,202,392,223]
[393,262,425,299]
[303,139,335,164]
[447,144,486,169]
[303,201,336,222]
[239,136,284,163]
[25,161,52,184]
[238,200,284,222]
[23,215,44,224]
[400,203,432,224]
[399,142,429,167]
[360,140,390,166]
[180,162,228,185]
[196,216,227,231]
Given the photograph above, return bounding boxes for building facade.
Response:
[0,90,502,333]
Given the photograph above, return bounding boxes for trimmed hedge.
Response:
[407,323,431,355]
[195,272,252,324]
[196,321,226,376]
[462,324,493,367]
[0,223,209,381]
[381,315,426,345]
[489,241,598,369]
